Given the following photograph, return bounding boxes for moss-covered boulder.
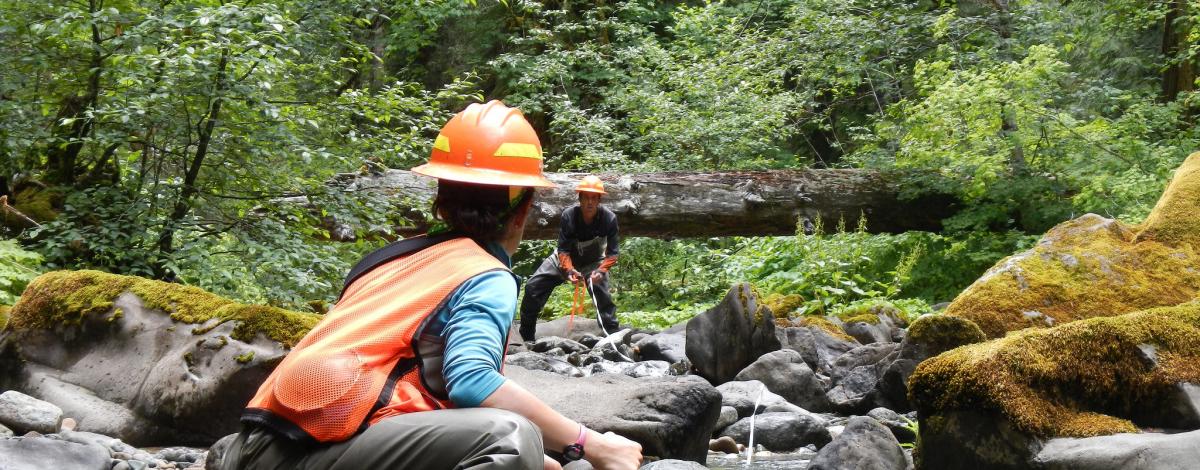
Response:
[944,212,1200,338]
[0,270,320,446]
[0,305,10,330]
[1134,150,1200,246]
[909,303,1200,468]
[946,153,1200,338]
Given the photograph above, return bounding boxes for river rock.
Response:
[686,283,780,384]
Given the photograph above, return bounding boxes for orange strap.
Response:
[566,283,585,336]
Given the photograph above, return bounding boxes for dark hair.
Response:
[433,180,533,242]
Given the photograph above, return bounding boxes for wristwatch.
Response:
[562,424,588,461]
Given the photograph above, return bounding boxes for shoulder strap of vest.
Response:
[338,232,464,301]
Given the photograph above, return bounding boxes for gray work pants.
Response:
[518,254,618,342]
[220,408,544,470]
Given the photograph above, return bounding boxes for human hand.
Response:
[589,271,604,283]
[567,269,583,284]
[543,454,563,470]
[584,430,642,470]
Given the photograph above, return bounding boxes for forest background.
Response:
[2,0,1197,328]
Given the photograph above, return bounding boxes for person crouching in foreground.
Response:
[219,101,643,470]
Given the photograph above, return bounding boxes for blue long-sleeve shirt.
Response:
[424,242,518,407]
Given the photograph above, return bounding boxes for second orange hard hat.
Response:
[575,175,606,194]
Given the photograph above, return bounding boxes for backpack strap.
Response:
[338,232,463,302]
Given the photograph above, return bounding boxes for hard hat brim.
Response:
[411,162,557,188]
[575,188,607,194]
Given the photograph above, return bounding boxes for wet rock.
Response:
[507,365,721,463]
[716,380,811,419]
[505,351,584,377]
[735,349,832,412]
[776,325,858,376]
[718,412,831,452]
[529,336,590,355]
[808,416,905,470]
[825,343,899,414]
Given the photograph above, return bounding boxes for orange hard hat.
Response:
[411,100,556,188]
[575,175,606,194]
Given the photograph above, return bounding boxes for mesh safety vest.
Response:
[241,237,512,443]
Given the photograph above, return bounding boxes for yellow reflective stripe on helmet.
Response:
[433,134,451,152]
[494,142,542,159]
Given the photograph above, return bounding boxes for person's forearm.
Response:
[480,380,579,451]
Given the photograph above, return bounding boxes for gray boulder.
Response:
[734,349,833,412]
[1032,429,1200,470]
[634,333,687,364]
[917,410,1042,470]
[0,422,12,437]
[686,283,780,384]
[713,406,739,434]
[716,380,814,419]
[808,416,905,470]
[825,343,900,413]
[718,411,831,451]
[0,390,63,434]
[0,436,111,470]
[1,284,300,446]
[776,325,859,375]
[506,365,721,463]
[867,407,916,444]
[875,314,987,412]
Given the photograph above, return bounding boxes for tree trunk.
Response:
[300,169,957,241]
[1163,1,1195,102]
[154,49,228,279]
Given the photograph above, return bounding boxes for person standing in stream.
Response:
[519,175,620,342]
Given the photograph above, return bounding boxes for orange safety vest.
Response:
[241,237,514,443]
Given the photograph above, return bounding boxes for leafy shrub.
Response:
[0,239,42,305]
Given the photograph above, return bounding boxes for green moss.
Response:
[909,304,1200,439]
[183,351,195,367]
[906,314,986,354]
[10,270,320,348]
[0,305,10,330]
[843,313,881,325]
[787,315,857,342]
[235,351,256,364]
[12,186,63,222]
[763,293,805,317]
[1135,151,1200,247]
[945,213,1200,338]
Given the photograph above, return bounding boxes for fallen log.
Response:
[297,169,957,240]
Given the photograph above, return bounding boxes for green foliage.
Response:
[0,239,43,305]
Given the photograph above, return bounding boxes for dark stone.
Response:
[809,416,905,470]
[867,407,917,444]
[635,333,687,364]
[776,326,858,375]
[917,410,1042,470]
[718,412,831,452]
[685,283,780,385]
[735,349,832,412]
[507,365,721,463]
[505,351,584,377]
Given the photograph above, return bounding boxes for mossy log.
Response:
[285,169,957,240]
